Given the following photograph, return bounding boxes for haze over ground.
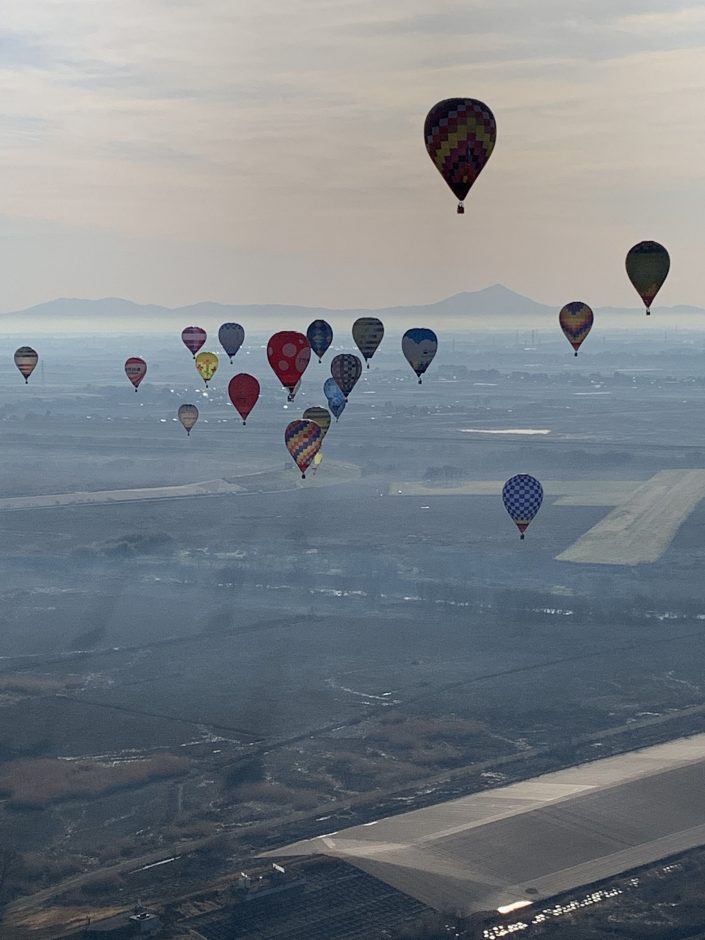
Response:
[0,1,704,312]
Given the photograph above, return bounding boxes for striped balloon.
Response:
[125,357,147,392]
[181,325,207,358]
[559,302,593,356]
[352,317,384,367]
[285,419,323,479]
[303,406,331,440]
[14,346,38,384]
[502,474,543,540]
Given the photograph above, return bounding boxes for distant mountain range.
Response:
[0,284,703,333]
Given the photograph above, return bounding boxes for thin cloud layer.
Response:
[0,1,703,310]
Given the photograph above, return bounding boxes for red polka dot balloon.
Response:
[267,331,311,401]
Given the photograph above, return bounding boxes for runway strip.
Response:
[556,469,705,565]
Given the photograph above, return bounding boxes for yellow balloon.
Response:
[195,351,219,386]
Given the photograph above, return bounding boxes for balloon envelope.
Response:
[14,346,38,384]
[182,326,207,358]
[306,320,333,362]
[625,241,670,314]
[195,351,219,386]
[125,357,147,391]
[330,354,362,399]
[352,317,384,366]
[502,474,543,540]
[303,406,331,439]
[228,373,260,424]
[285,419,323,478]
[324,377,347,419]
[424,98,496,211]
[178,403,199,435]
[558,302,593,356]
[218,323,245,362]
[402,328,438,382]
[267,331,311,400]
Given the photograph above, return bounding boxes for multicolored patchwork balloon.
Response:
[303,406,332,440]
[306,320,333,363]
[125,356,147,392]
[285,418,323,479]
[14,346,38,384]
[502,474,543,540]
[228,373,260,425]
[324,377,347,420]
[402,328,438,383]
[267,331,311,401]
[558,302,593,357]
[424,98,497,214]
[331,353,362,400]
[181,326,207,359]
[218,323,245,362]
[626,241,670,315]
[178,403,199,436]
[195,351,219,386]
[352,317,384,367]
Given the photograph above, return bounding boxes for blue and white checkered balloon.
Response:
[502,474,543,539]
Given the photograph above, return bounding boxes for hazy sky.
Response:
[0,1,704,311]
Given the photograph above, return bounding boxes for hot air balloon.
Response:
[178,403,199,436]
[14,346,38,384]
[626,241,670,315]
[331,354,362,400]
[352,317,384,368]
[424,98,497,214]
[558,302,593,357]
[195,351,219,387]
[285,419,323,479]
[228,373,260,425]
[324,377,347,420]
[402,328,438,383]
[307,320,333,362]
[267,332,311,401]
[502,474,543,540]
[182,326,207,359]
[303,406,331,439]
[125,357,147,391]
[218,323,245,362]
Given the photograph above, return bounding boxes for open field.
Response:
[270,734,705,914]
[557,469,705,565]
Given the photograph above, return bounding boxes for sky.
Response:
[0,0,704,312]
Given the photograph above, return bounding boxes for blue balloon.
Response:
[218,323,245,362]
[502,474,543,541]
[324,377,346,420]
[307,320,333,362]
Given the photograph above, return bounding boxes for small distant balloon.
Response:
[424,98,497,214]
[125,357,147,392]
[306,320,333,363]
[352,317,384,368]
[558,302,593,357]
[218,323,245,362]
[402,328,438,383]
[228,373,260,425]
[502,474,543,540]
[324,377,347,420]
[14,346,38,384]
[303,406,331,440]
[182,325,207,359]
[195,351,219,386]
[331,354,362,400]
[267,331,311,401]
[625,241,670,315]
[285,418,323,479]
[178,403,199,436]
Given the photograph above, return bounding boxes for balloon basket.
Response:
[520,533,525,540]
[457,203,464,215]
[646,309,651,316]
[242,420,247,426]
[418,378,422,385]
[574,351,578,357]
